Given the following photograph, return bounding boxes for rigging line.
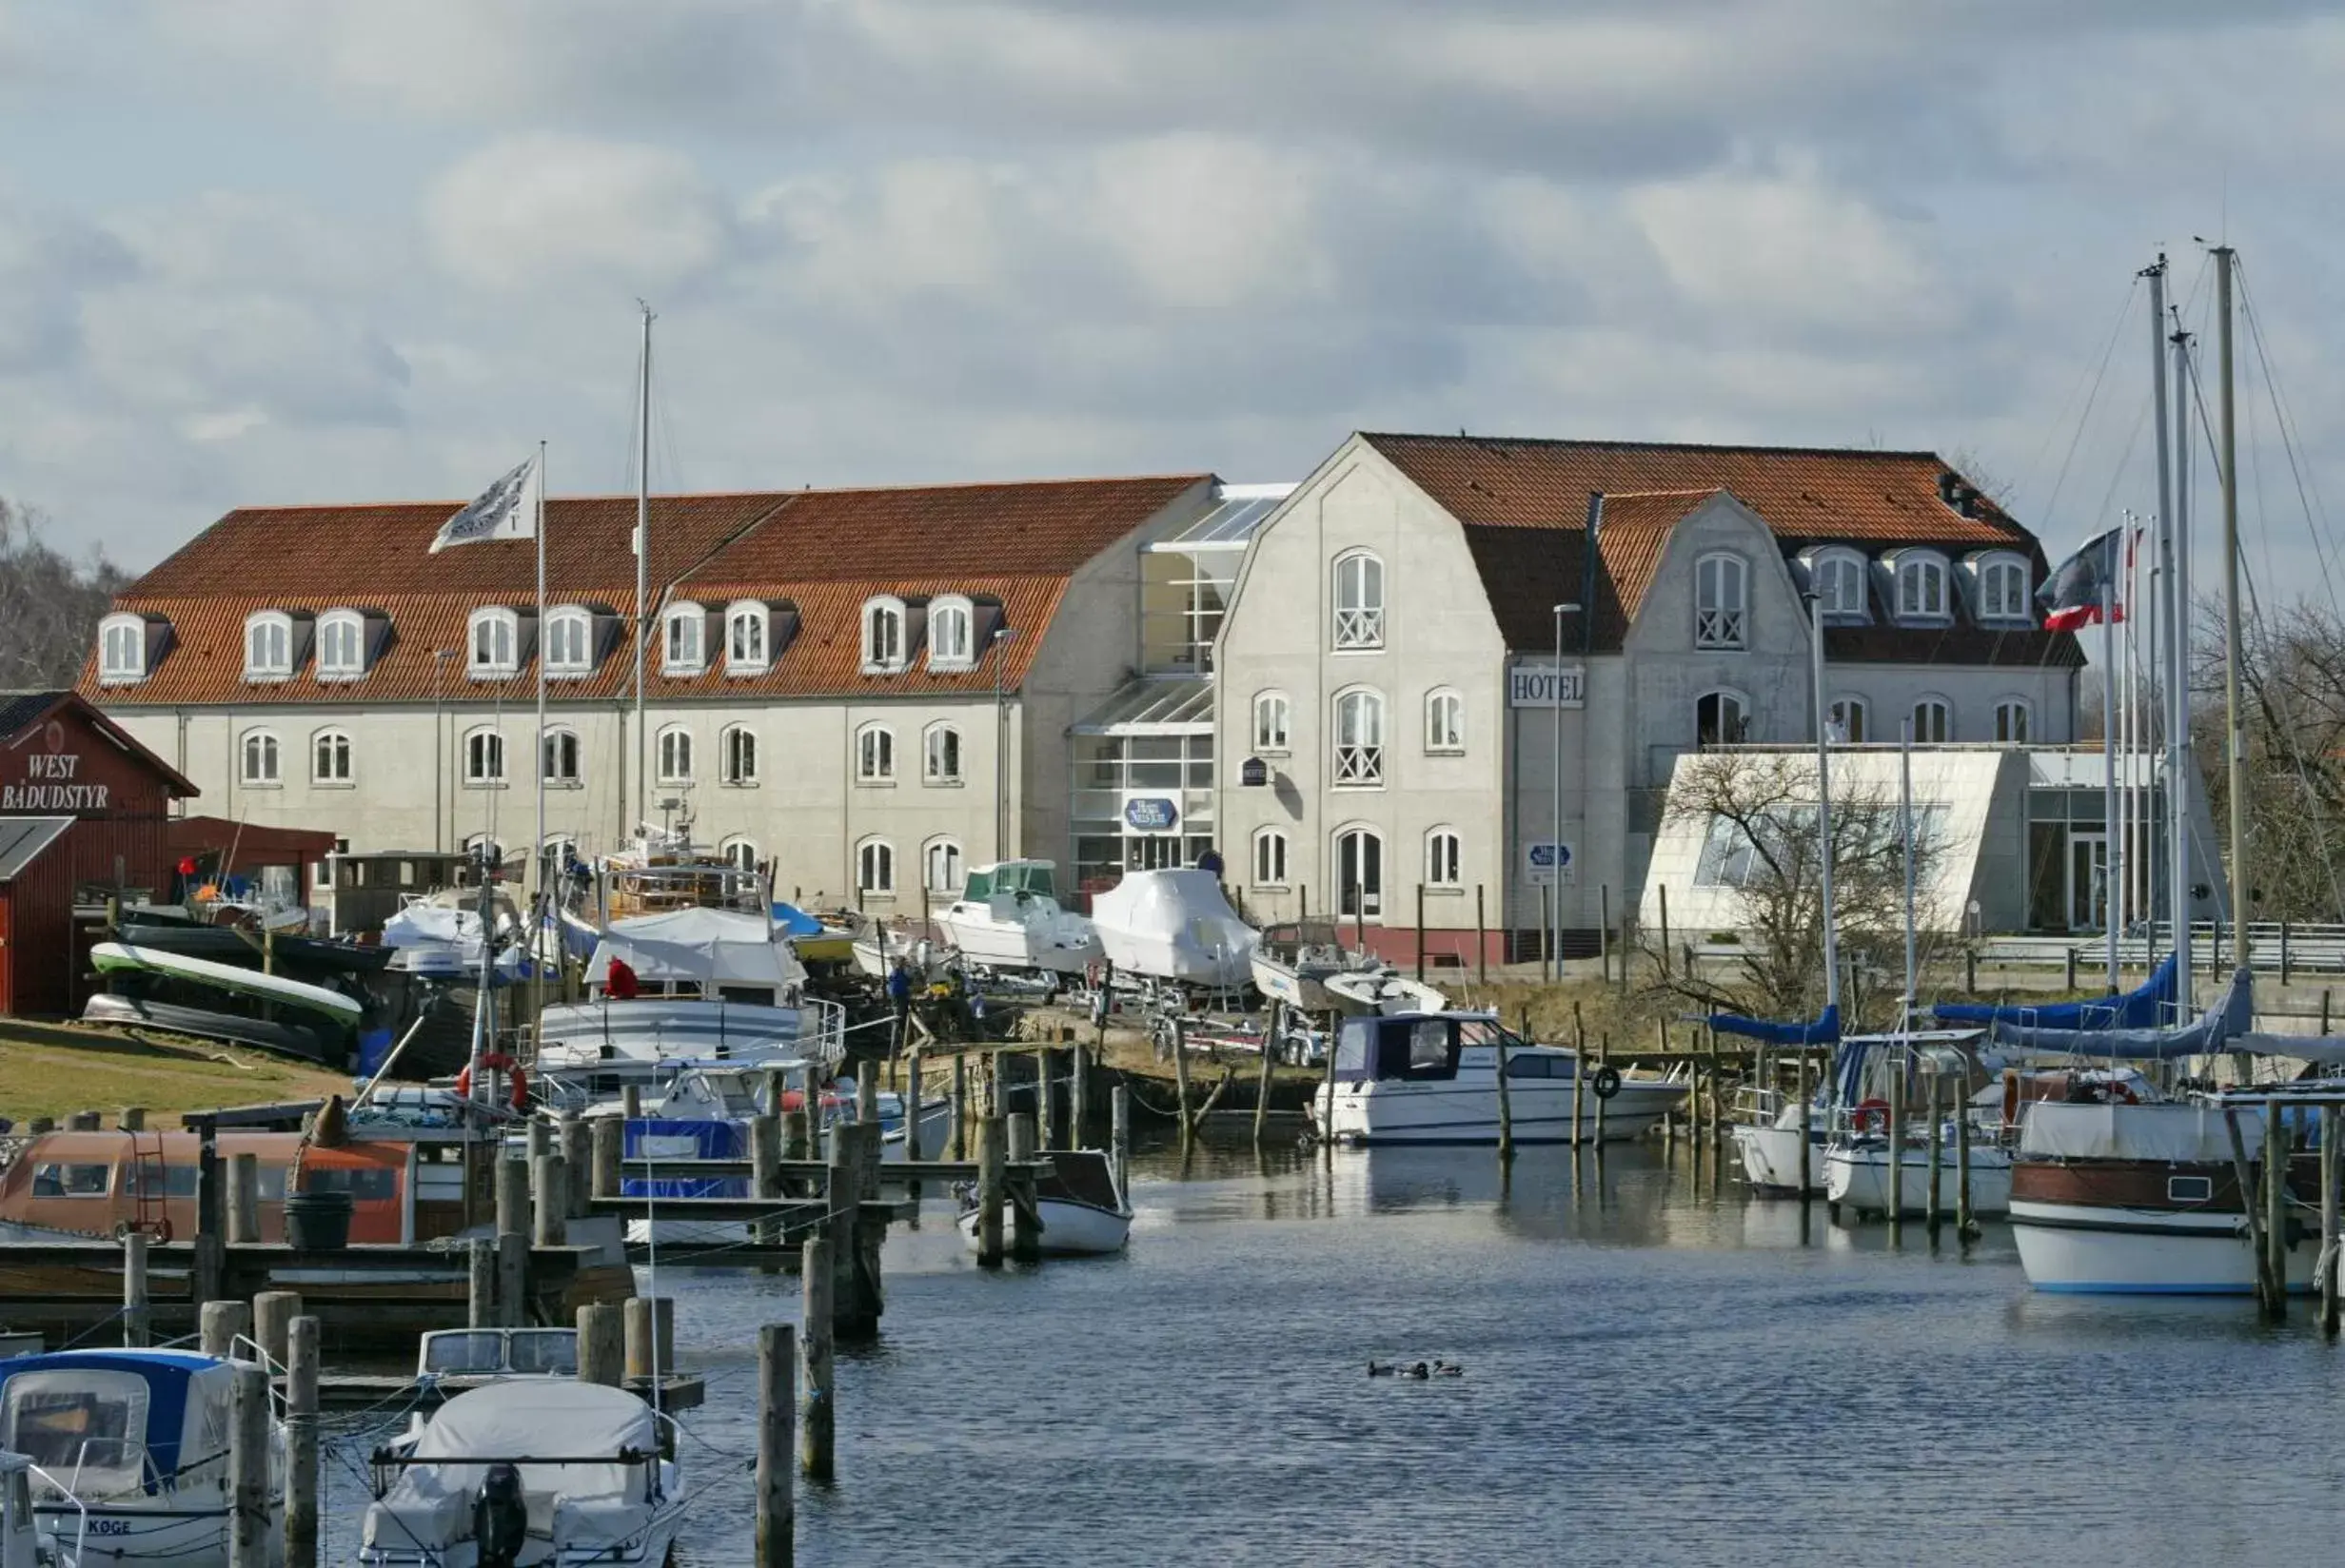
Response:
[2038,275,2141,532]
[618,337,649,497]
[2234,262,2345,615]
[2235,546,2345,919]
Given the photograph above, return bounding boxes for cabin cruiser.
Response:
[1311,1012,1684,1146]
[1249,922,1381,1013]
[1087,869,1253,990]
[957,1148,1132,1255]
[361,1381,680,1566]
[936,862,1098,975]
[0,1349,286,1567]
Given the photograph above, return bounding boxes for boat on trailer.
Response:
[935,861,1098,975]
[1310,1011,1683,1146]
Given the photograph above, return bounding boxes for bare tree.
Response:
[2197,597,2345,922]
[1656,751,1945,1027]
[0,499,127,688]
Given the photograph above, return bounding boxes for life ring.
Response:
[455,1050,519,1102]
[1590,1066,1623,1101]
[1851,1097,1891,1133]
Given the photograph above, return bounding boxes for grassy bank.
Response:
[0,1020,347,1125]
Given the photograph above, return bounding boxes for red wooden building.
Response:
[0,691,196,1017]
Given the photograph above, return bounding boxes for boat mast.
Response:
[1808,591,1841,1012]
[534,438,548,988]
[2103,575,2118,991]
[2144,255,2173,975]
[2169,321,2195,1008]
[634,303,655,833]
[2215,247,2249,970]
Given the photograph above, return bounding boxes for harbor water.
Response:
[325,1137,2344,1565]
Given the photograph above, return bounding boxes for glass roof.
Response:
[1148,483,1295,552]
[1074,676,1216,735]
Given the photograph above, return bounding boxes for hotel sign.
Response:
[1508,661,1586,709]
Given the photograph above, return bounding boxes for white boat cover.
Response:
[363,1382,658,1552]
[2018,1101,2257,1164]
[1087,869,1255,987]
[584,908,805,993]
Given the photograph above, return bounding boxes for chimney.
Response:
[1581,491,1604,655]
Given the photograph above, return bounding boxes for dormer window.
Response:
[1891,551,1952,622]
[99,614,150,685]
[862,596,908,674]
[663,604,706,676]
[928,595,975,672]
[1807,549,1870,620]
[725,601,770,676]
[1694,553,1748,649]
[244,611,295,681]
[468,607,521,678]
[315,610,366,681]
[1971,552,2033,622]
[543,606,593,677]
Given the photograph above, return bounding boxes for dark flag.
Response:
[2036,527,2124,632]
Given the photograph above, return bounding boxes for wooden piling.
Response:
[1111,1085,1132,1201]
[1924,1069,1943,1244]
[2222,1107,2273,1313]
[950,1055,969,1162]
[495,1152,531,1238]
[1171,1016,1192,1141]
[1593,1035,1609,1145]
[575,1302,624,1385]
[1569,1038,1586,1152]
[1320,1017,1339,1166]
[252,1289,301,1372]
[1415,882,1427,983]
[227,1364,270,1568]
[1475,883,1487,985]
[1035,1046,1055,1149]
[1796,1046,1813,1205]
[122,1232,149,1348]
[799,1237,834,1481]
[751,1112,782,1245]
[623,1297,674,1382]
[1599,884,1610,983]
[1069,1042,1089,1148]
[286,1315,319,1568]
[621,1083,643,1121]
[1254,1003,1280,1145]
[1657,883,1671,978]
[975,1115,1005,1267]
[2264,1098,2289,1318]
[227,1151,260,1245]
[532,1154,568,1246]
[118,1106,146,1131]
[826,1126,863,1333]
[592,1117,623,1201]
[759,1324,797,1567]
[68,1109,99,1131]
[909,1050,929,1168]
[468,1238,495,1328]
[2323,1105,2341,1337]
[1886,1056,1905,1243]
[1493,1027,1515,1164]
[201,1300,250,1359]
[560,1115,592,1222]
[1008,1112,1041,1262]
[526,1117,552,1163]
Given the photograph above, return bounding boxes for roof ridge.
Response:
[1362,431,1949,462]
[219,472,1215,516]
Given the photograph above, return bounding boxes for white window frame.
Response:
[1993,697,2032,744]
[662,604,706,676]
[98,614,148,684]
[1331,550,1386,651]
[1912,696,1953,744]
[463,727,505,786]
[1425,827,1463,888]
[1811,550,1870,620]
[924,837,966,893]
[1251,827,1290,889]
[310,727,353,786]
[720,837,759,876]
[1697,689,1752,747]
[719,724,758,786]
[1424,689,1465,755]
[315,610,366,681]
[927,596,975,672]
[861,597,908,674]
[1895,553,1953,621]
[1976,553,2033,622]
[725,600,770,676]
[243,611,294,681]
[467,607,521,679]
[239,728,282,786]
[1332,687,1385,788]
[656,724,694,785]
[857,836,896,895]
[1252,691,1291,755]
[1333,823,1385,919]
[857,722,896,783]
[922,721,962,785]
[542,726,581,786]
[542,606,593,678]
[1694,552,1749,650]
[1827,696,1869,744]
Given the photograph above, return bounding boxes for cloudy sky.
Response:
[4,1,2342,594]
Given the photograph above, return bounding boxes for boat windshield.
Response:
[993,863,1056,899]
[1456,1018,1527,1051]
[1332,1016,1461,1082]
[0,1372,150,1495]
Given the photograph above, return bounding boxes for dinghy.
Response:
[89,941,362,1024]
[957,1148,1132,1255]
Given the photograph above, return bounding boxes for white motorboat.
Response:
[0,1348,286,1567]
[958,1148,1132,1255]
[1310,1012,1684,1145]
[1087,869,1254,990]
[1823,1128,2013,1217]
[361,1381,681,1567]
[936,862,1098,974]
[1321,969,1448,1017]
[1248,921,1379,1012]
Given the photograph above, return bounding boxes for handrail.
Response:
[25,1459,87,1566]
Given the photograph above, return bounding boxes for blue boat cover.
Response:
[0,1350,219,1490]
[769,902,826,939]
[1932,951,2178,1030]
[1989,967,2253,1060]
[1708,1003,1840,1045]
[621,1117,748,1200]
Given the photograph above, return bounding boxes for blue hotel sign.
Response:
[1125,797,1179,832]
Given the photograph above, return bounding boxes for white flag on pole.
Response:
[430,457,541,553]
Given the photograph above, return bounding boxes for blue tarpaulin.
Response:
[621,1117,748,1200]
[1708,1003,1840,1046]
[1989,967,2253,1060]
[769,902,825,939]
[1932,951,2178,1030]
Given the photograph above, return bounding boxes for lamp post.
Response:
[992,627,1015,861]
[1806,590,1840,1012]
[431,650,456,853]
[1550,602,1582,973]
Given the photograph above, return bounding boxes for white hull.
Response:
[1093,930,1249,990]
[535,999,831,1071]
[41,1499,285,1567]
[1323,972,1448,1016]
[1823,1141,2013,1217]
[957,1198,1131,1256]
[1250,956,1334,1012]
[2009,1198,2319,1294]
[358,1519,680,1567]
[1732,1119,1828,1194]
[1315,1077,1682,1145]
[935,913,1096,974]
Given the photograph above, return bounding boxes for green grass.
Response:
[0,1021,348,1124]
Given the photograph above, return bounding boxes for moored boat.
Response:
[957,1148,1131,1255]
[1310,1011,1682,1145]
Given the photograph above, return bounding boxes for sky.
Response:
[5,0,2345,605]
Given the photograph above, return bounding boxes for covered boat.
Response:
[1086,869,1252,989]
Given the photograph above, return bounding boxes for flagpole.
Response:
[2103,579,2118,990]
[634,304,654,836]
[535,440,548,1003]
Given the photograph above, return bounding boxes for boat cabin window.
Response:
[128,1166,201,1199]
[2168,1175,2214,1205]
[0,1371,150,1487]
[302,1167,398,1203]
[30,1164,110,1198]
[717,985,777,1006]
[1505,1054,1564,1078]
[423,1332,508,1375]
[507,1331,580,1375]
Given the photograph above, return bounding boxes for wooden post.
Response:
[1539,884,1552,984]
[799,1236,835,1480]
[227,1152,260,1245]
[1886,1053,1905,1244]
[1599,883,1611,984]
[227,1364,270,1568]
[1034,1046,1053,1150]
[624,1297,673,1382]
[1069,1043,1089,1148]
[532,1155,567,1246]
[1569,1033,1586,1152]
[1111,1086,1132,1202]
[1796,1046,1813,1205]
[751,1112,782,1245]
[286,1315,319,1568]
[1415,883,1426,983]
[1965,948,1977,993]
[759,1323,797,1567]
[975,1115,1005,1267]
[950,1055,970,1162]
[781,1105,811,1167]
[119,1106,146,1131]
[2064,945,2078,992]
[621,1083,643,1121]
[1956,1076,1975,1240]
[1476,884,1488,985]
[1253,1002,1279,1144]
[2323,1104,2341,1337]
[576,1302,624,1385]
[201,1300,250,1359]
[1008,1112,1041,1262]
[1171,1015,1192,1141]
[2282,919,2293,986]
[1593,1034,1609,1145]
[495,1152,531,1239]
[496,1154,531,1327]
[252,1289,301,1374]
[1320,1013,1340,1166]
[909,1049,929,1166]
[1924,1068,1943,1244]
[122,1232,149,1348]
[1657,883,1671,978]
[827,1126,865,1334]
[526,1117,552,1163]
[591,1117,623,1201]
[560,1115,592,1222]
[468,1239,495,1327]
[1493,1026,1514,1164]
[2264,1098,2289,1319]
[68,1109,100,1131]
[2223,1107,2272,1313]
[2326,989,2335,1036]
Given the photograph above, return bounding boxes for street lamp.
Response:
[431,649,456,853]
[991,626,1016,861]
[1550,602,1582,973]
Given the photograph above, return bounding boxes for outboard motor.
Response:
[474,1462,528,1568]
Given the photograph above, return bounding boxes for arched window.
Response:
[1695,553,1748,649]
[311,728,352,785]
[542,727,581,785]
[1424,689,1465,754]
[99,614,149,684]
[316,610,365,679]
[924,837,965,892]
[1811,551,1869,619]
[857,723,896,783]
[1333,688,1385,786]
[1252,692,1291,754]
[543,606,593,676]
[1827,696,1868,744]
[862,597,908,673]
[1251,828,1290,888]
[244,611,293,679]
[240,729,281,785]
[1333,825,1383,918]
[1895,553,1952,620]
[1697,690,1750,747]
[928,596,975,671]
[463,728,504,784]
[1426,827,1463,887]
[1331,551,1385,650]
[1976,554,2032,621]
[1912,696,1953,744]
[720,837,759,875]
[1994,698,2031,744]
[468,607,520,677]
[663,604,706,676]
[857,837,896,894]
[725,601,769,674]
[923,722,962,784]
[657,725,694,784]
[720,724,759,785]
